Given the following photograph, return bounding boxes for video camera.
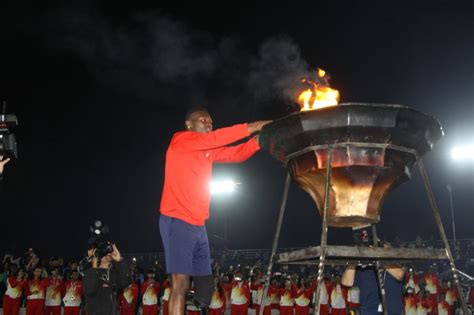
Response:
[79,220,114,273]
[89,220,114,259]
[0,102,18,159]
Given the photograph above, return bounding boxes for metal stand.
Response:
[258,173,291,315]
[261,156,469,315]
[418,158,469,315]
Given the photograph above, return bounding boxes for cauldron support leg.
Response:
[418,158,469,315]
[313,149,333,315]
[371,224,389,315]
[259,172,291,315]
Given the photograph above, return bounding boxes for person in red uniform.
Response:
[141,270,161,315]
[161,276,172,315]
[417,288,434,314]
[329,275,347,315]
[230,273,251,315]
[222,275,233,314]
[24,267,48,315]
[44,267,63,315]
[250,275,274,315]
[62,270,83,315]
[438,292,453,315]
[209,276,226,315]
[405,268,421,294]
[159,106,271,315]
[120,281,139,315]
[404,287,418,315]
[312,275,332,315]
[3,266,27,315]
[423,266,440,309]
[279,278,296,315]
[294,278,315,315]
[444,280,459,313]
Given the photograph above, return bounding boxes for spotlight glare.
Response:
[450,145,474,161]
[210,180,238,195]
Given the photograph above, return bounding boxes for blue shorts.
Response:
[159,214,212,276]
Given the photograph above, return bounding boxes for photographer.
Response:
[83,244,131,314]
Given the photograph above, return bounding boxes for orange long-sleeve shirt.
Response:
[160,123,259,226]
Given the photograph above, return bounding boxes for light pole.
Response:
[446,184,456,244]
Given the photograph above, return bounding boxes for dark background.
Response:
[1,2,473,260]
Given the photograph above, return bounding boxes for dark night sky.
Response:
[1,2,473,260]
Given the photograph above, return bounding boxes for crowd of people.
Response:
[2,248,474,315]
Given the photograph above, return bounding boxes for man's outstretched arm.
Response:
[171,121,271,152]
[211,137,260,163]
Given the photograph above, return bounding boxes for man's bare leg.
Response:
[169,273,190,315]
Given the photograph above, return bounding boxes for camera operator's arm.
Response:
[0,156,10,175]
[384,264,405,281]
[341,265,357,287]
[111,245,131,290]
[382,243,405,281]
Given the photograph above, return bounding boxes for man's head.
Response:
[185,107,213,134]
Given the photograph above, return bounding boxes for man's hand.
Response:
[248,120,273,134]
[111,244,123,262]
[0,155,10,174]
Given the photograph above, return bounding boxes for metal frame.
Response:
[260,155,469,315]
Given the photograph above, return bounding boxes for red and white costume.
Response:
[403,293,418,315]
[250,282,275,315]
[209,288,226,315]
[141,280,160,315]
[330,284,347,315]
[347,286,360,311]
[230,281,250,315]
[405,272,421,294]
[24,278,48,315]
[312,281,332,315]
[2,276,25,315]
[62,279,83,315]
[424,272,440,307]
[279,285,297,315]
[44,277,63,315]
[294,286,314,315]
[120,283,139,315]
[438,299,453,315]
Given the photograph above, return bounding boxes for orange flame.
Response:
[298,68,340,111]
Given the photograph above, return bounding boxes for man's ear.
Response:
[185,120,192,130]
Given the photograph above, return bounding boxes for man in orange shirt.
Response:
[159,106,271,315]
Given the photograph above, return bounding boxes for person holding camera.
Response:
[83,244,131,315]
[341,230,405,315]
